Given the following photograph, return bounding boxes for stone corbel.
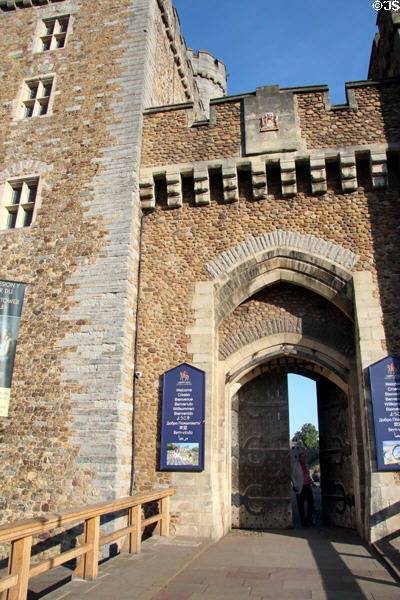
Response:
[139,175,155,209]
[166,171,182,208]
[369,151,388,189]
[251,159,267,200]
[310,156,327,195]
[222,163,238,203]
[340,151,357,192]
[280,159,297,197]
[194,166,210,205]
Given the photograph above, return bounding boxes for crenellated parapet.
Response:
[0,0,65,9]
[155,0,199,105]
[140,144,397,208]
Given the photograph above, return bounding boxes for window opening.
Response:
[22,78,53,118]
[40,15,69,52]
[2,179,39,230]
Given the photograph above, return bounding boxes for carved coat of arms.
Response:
[260,112,279,132]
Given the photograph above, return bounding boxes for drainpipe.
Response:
[130,210,146,495]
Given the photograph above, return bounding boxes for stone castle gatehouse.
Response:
[0,0,399,548]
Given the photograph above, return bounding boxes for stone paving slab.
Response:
[26,528,400,600]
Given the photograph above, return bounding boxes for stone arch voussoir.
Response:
[207,233,358,326]
[219,316,354,361]
[224,333,352,393]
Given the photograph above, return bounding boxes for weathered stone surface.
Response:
[0,0,201,539]
[1,0,400,549]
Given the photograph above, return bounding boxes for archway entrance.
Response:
[231,358,356,530]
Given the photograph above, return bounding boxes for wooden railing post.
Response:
[160,495,170,537]
[124,505,140,554]
[81,516,100,581]
[7,535,32,600]
[132,504,142,553]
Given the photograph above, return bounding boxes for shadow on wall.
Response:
[371,82,400,358]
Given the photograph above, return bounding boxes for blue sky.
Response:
[288,374,318,438]
[174,0,379,104]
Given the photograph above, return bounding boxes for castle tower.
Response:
[0,0,221,529]
[187,48,227,116]
[369,8,400,79]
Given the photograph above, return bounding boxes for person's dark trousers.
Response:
[296,484,314,526]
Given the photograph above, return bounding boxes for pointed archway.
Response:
[173,232,386,541]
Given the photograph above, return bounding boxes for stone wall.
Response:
[148,0,201,111]
[141,100,242,167]
[0,0,204,533]
[218,284,355,360]
[133,177,399,486]
[296,82,400,149]
[137,68,400,538]
[141,81,400,169]
[0,0,130,524]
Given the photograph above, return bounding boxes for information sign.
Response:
[0,280,27,417]
[369,355,400,471]
[160,363,205,471]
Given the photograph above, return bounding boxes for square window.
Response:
[22,77,54,119]
[1,179,39,231]
[40,15,70,52]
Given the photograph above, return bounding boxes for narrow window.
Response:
[2,179,39,231]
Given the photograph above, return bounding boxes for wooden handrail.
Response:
[0,487,175,600]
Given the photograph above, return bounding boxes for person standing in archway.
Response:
[292,452,316,527]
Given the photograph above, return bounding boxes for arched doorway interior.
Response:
[231,357,356,530]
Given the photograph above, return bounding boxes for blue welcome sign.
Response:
[160,363,205,471]
[369,355,400,471]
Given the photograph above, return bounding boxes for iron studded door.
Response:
[317,379,355,528]
[232,370,291,529]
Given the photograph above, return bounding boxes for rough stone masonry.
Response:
[0,0,399,556]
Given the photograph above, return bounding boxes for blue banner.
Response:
[0,280,27,417]
[369,355,400,471]
[160,363,205,471]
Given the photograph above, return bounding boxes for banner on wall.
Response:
[0,280,27,417]
[369,355,400,471]
[160,363,205,471]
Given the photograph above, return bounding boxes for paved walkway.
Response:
[28,528,400,600]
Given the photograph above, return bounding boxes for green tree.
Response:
[292,423,319,449]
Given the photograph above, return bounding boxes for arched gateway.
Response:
[170,234,381,541]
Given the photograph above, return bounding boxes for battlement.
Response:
[0,0,65,10]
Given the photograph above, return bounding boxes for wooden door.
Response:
[232,370,291,529]
[317,379,355,528]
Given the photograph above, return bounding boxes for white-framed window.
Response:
[0,178,40,231]
[39,14,70,51]
[21,77,54,118]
